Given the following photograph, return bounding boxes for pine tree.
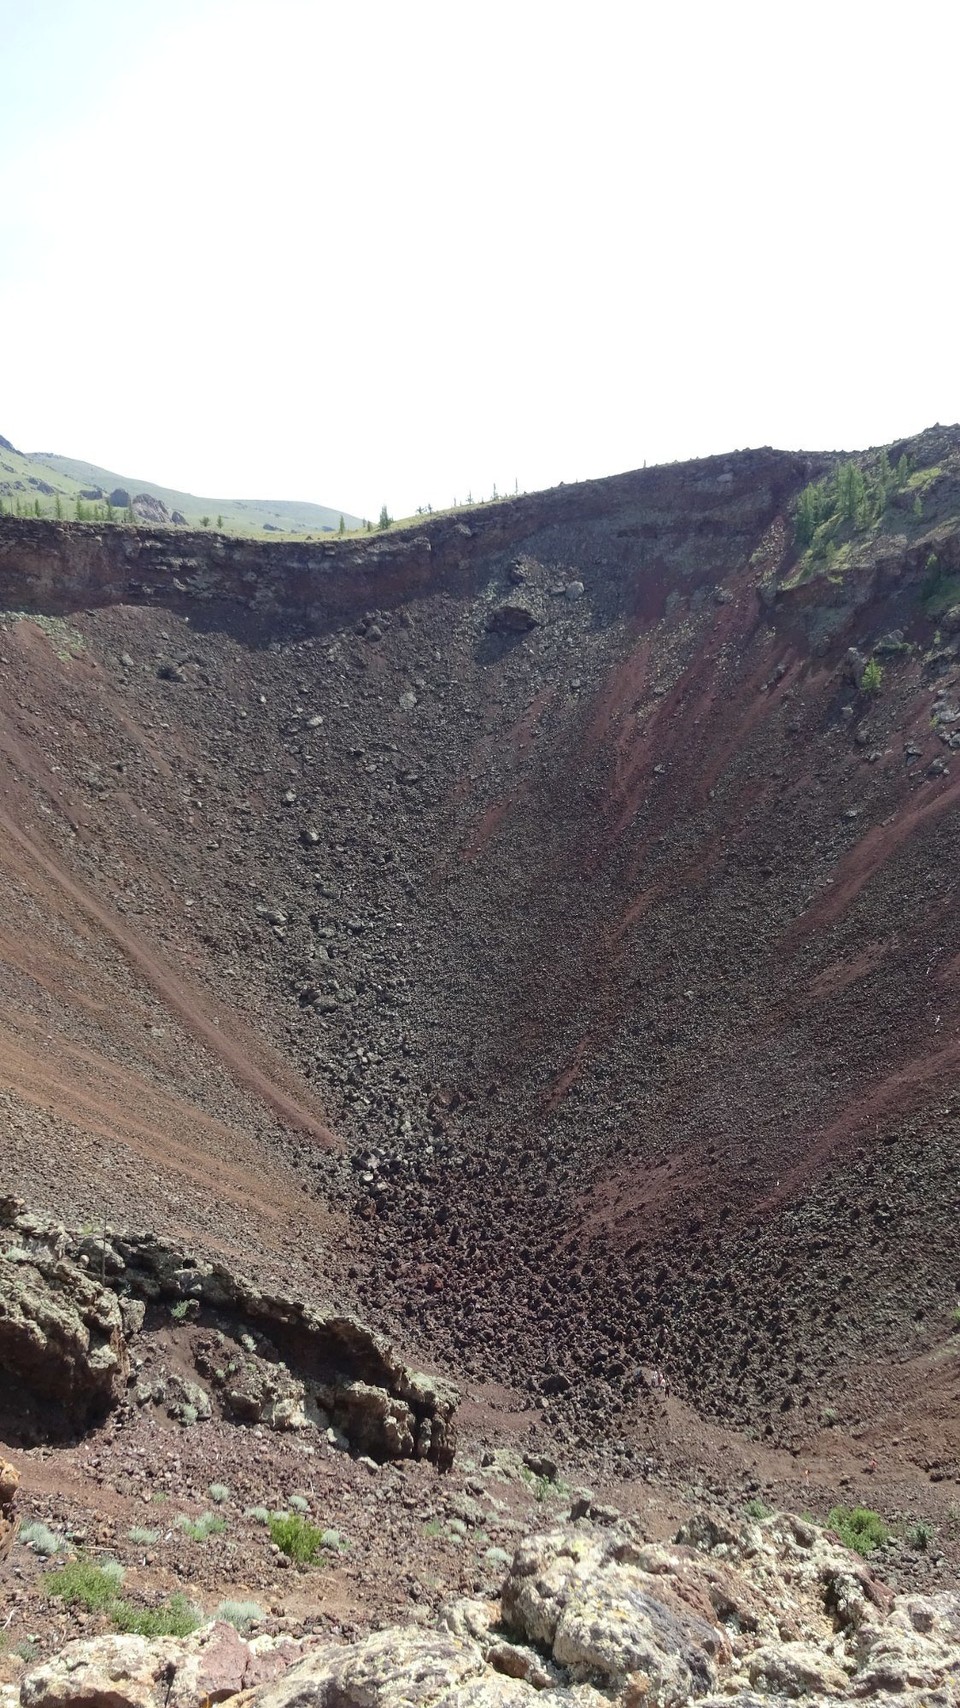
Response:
[378,504,391,531]
[338,515,345,535]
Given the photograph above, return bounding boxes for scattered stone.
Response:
[486,602,538,634]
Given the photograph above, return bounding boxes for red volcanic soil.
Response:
[2,429,960,1546]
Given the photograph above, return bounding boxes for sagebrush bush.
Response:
[215,1599,264,1632]
[19,1522,64,1557]
[45,1560,125,1610]
[827,1505,889,1556]
[208,1483,230,1504]
[175,1511,226,1542]
[267,1512,326,1563]
[112,1594,200,1637]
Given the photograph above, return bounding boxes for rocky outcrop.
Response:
[14,1511,960,1708]
[0,1458,18,1560]
[0,1201,457,1465]
[87,1225,458,1466]
[0,1201,128,1432]
[130,494,170,525]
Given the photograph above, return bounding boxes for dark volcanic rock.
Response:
[487,600,539,633]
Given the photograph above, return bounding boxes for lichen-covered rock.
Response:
[502,1532,726,1705]
[0,1204,127,1429]
[854,1593,960,1697]
[248,1628,603,1708]
[0,1457,18,1560]
[195,1330,309,1430]
[746,1639,849,1697]
[20,1621,307,1708]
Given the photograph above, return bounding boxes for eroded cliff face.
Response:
[1,432,960,1466]
[0,447,821,631]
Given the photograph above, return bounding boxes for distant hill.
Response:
[0,437,363,536]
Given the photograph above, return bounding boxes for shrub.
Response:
[949,1306,960,1331]
[827,1505,889,1556]
[45,1560,125,1610]
[175,1511,226,1541]
[267,1512,326,1563]
[127,1526,161,1544]
[19,1521,65,1557]
[244,1506,271,1524]
[112,1594,200,1637]
[215,1599,264,1632]
[288,1494,310,1512]
[907,1520,933,1551]
[170,1300,191,1321]
[860,658,883,696]
[743,1497,773,1520]
[208,1483,230,1504]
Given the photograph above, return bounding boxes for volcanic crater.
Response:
[2,427,960,1499]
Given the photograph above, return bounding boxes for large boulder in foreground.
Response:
[16,1510,960,1708]
[20,1621,306,1708]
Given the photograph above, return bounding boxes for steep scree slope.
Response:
[2,433,960,1464]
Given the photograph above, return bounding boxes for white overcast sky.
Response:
[2,1,958,519]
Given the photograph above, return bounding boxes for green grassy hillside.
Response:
[0,435,363,537]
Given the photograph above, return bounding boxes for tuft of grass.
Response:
[287,1494,310,1512]
[215,1599,264,1633]
[175,1511,226,1542]
[14,1641,39,1664]
[207,1483,230,1504]
[907,1520,934,1551]
[169,1299,192,1321]
[19,1521,65,1557]
[244,1506,271,1525]
[45,1559,126,1610]
[827,1505,889,1556]
[267,1512,326,1564]
[422,1518,444,1538]
[112,1594,201,1637]
[743,1498,773,1520]
[127,1526,161,1545]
